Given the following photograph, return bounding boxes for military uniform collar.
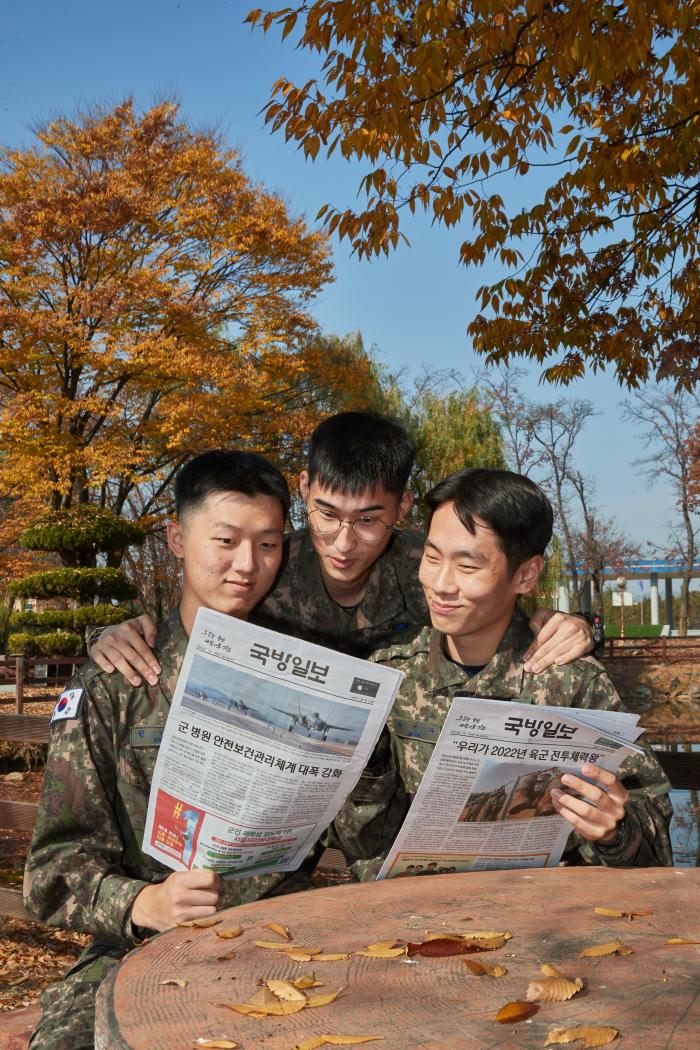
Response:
[425,607,532,697]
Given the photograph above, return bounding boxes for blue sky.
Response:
[0,0,690,556]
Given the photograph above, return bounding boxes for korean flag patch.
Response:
[51,688,84,723]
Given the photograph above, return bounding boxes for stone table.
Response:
[96,866,700,1050]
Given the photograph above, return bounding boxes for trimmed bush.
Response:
[8,630,83,657]
[8,568,137,602]
[9,604,133,630]
[20,506,145,558]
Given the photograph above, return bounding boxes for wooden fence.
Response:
[0,656,87,713]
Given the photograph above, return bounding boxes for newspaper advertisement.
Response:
[377,696,645,879]
[142,607,403,878]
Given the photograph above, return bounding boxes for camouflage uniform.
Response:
[254,526,428,657]
[24,609,318,1050]
[336,609,673,877]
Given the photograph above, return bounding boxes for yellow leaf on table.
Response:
[287,952,315,962]
[294,973,323,989]
[527,975,583,1002]
[356,946,406,958]
[254,940,306,951]
[666,937,700,945]
[466,931,512,942]
[545,1026,619,1047]
[579,941,633,958]
[222,999,306,1017]
[216,926,242,940]
[305,988,344,1008]
[159,978,188,987]
[266,979,307,1002]
[250,987,280,1006]
[366,940,399,950]
[463,958,507,977]
[314,953,351,961]
[177,916,223,929]
[495,1001,539,1023]
[594,907,652,920]
[192,1041,238,1049]
[265,921,292,940]
[323,1038,385,1045]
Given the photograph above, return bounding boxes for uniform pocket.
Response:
[117,745,159,790]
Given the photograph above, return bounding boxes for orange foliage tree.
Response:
[0,100,373,572]
[248,1,699,388]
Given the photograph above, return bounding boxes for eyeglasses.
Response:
[306,508,395,544]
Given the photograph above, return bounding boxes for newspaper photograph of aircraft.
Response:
[180,653,369,759]
[272,700,355,742]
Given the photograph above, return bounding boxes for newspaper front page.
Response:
[142,607,403,879]
[377,696,644,879]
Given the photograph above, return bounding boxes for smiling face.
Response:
[167,490,285,632]
[299,471,412,603]
[419,502,543,665]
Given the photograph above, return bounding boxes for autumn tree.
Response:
[0,100,373,582]
[622,385,700,635]
[249,1,699,387]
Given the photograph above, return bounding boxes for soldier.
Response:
[23,450,319,1050]
[89,412,596,676]
[338,468,673,877]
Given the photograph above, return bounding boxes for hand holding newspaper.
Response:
[377,695,645,878]
[142,608,403,879]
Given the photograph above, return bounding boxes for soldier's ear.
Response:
[514,555,544,595]
[167,519,185,560]
[299,471,310,501]
[397,489,413,522]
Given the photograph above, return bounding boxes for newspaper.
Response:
[142,607,403,879]
[377,696,645,879]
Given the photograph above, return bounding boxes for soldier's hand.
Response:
[523,609,594,674]
[131,870,222,932]
[90,615,160,687]
[549,763,628,844]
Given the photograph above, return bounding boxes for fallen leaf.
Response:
[266,979,307,1002]
[407,939,471,957]
[462,936,508,951]
[496,1001,539,1023]
[314,953,351,961]
[366,940,399,950]
[666,937,700,945]
[216,926,242,940]
[159,978,188,987]
[356,946,406,959]
[466,931,512,941]
[579,941,633,958]
[192,1041,238,1049]
[463,959,507,977]
[294,974,324,989]
[540,964,566,978]
[527,975,583,1002]
[250,987,279,1006]
[265,921,292,940]
[254,940,304,950]
[305,989,344,1008]
[323,1038,385,1045]
[545,1026,618,1046]
[594,907,652,921]
[222,999,306,1017]
[177,916,223,929]
[287,952,315,962]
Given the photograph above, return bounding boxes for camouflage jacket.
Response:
[334,609,673,875]
[254,526,428,657]
[24,609,318,946]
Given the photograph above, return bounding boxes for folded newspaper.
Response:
[377,696,645,878]
[142,607,403,879]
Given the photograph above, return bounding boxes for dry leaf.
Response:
[366,939,399,950]
[177,916,223,929]
[545,1026,618,1047]
[250,987,279,1006]
[540,964,566,978]
[287,952,314,962]
[666,937,700,945]
[314,953,351,961]
[305,988,344,1008]
[216,926,242,940]
[266,979,307,1002]
[223,999,306,1017]
[265,921,292,940]
[356,946,406,959]
[467,931,512,941]
[495,1001,539,1023]
[594,907,652,921]
[527,976,583,1002]
[407,938,471,957]
[462,936,507,951]
[579,941,633,958]
[463,959,507,977]
[254,940,304,950]
[160,978,188,987]
[294,974,323,989]
[192,1041,238,1049]
[323,1039,384,1045]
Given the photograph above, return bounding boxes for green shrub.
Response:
[8,568,137,602]
[8,630,83,657]
[20,506,145,557]
[9,604,133,630]
[9,609,75,629]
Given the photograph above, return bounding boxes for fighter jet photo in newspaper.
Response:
[272,700,354,742]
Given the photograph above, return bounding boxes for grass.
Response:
[604,624,663,639]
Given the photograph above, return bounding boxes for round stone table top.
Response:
[96,866,700,1050]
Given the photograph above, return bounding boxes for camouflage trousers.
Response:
[29,939,126,1050]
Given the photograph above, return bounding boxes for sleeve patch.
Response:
[51,688,84,723]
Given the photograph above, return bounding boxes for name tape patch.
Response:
[393,717,441,744]
[51,688,84,723]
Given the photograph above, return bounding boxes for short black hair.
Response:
[425,468,553,574]
[307,412,415,495]
[175,450,290,520]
